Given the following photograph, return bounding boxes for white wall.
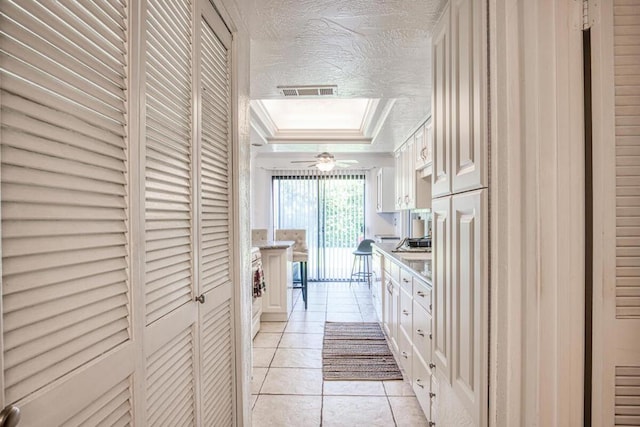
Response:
[250,152,399,239]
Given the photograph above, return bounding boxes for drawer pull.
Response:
[401,351,408,359]
[403,278,410,283]
[429,392,436,399]
[417,291,426,297]
[429,363,436,369]
[416,329,425,337]
[402,309,409,316]
[416,378,425,389]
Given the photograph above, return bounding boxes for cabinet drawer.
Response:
[412,301,432,363]
[413,279,432,313]
[399,268,413,293]
[386,259,400,283]
[412,352,432,420]
[398,327,413,379]
[399,287,413,335]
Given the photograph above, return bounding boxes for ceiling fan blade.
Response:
[336,160,358,164]
[290,160,315,163]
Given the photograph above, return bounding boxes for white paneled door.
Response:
[0,1,135,425]
[1,0,235,425]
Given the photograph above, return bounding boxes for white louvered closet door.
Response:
[0,1,135,425]
[143,0,198,425]
[197,4,235,425]
[593,1,640,425]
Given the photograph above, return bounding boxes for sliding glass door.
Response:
[273,170,366,281]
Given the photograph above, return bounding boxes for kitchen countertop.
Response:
[373,243,432,283]
[252,240,295,250]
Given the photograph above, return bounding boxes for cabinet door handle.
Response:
[402,309,409,316]
[417,291,426,297]
[429,363,436,369]
[429,392,436,399]
[416,329,425,337]
[195,295,205,304]
[429,333,433,340]
[401,351,408,359]
[415,378,425,389]
[402,278,410,283]
[429,421,436,426]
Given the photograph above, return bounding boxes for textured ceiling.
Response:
[244,0,446,153]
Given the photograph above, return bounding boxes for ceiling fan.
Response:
[290,152,359,171]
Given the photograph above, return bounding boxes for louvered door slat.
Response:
[200,16,230,296]
[33,3,124,63]
[145,0,193,325]
[615,0,640,319]
[3,91,125,147]
[196,7,234,424]
[616,366,640,425]
[1,2,124,83]
[201,299,232,426]
[62,378,131,427]
[1,0,130,406]
[146,327,195,426]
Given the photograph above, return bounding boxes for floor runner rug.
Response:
[322,322,403,380]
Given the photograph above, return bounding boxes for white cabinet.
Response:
[371,248,384,320]
[376,167,396,212]
[432,196,452,383]
[450,0,487,193]
[377,249,436,424]
[451,189,487,426]
[432,4,451,198]
[404,137,416,208]
[260,245,294,321]
[415,120,434,173]
[394,151,404,210]
[433,0,487,197]
[394,131,432,211]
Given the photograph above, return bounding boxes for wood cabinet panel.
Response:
[450,0,486,193]
[432,196,452,382]
[432,4,451,198]
[451,189,487,426]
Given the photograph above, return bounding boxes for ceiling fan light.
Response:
[317,162,335,172]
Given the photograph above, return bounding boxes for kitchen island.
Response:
[253,240,295,321]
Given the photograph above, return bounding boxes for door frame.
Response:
[488,0,586,425]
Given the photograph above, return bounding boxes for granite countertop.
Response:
[253,240,295,250]
[373,243,432,283]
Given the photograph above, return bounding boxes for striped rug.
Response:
[322,322,403,380]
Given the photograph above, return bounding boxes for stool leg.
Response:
[349,255,357,286]
[302,261,308,309]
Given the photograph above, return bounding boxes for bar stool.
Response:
[349,239,374,287]
[275,229,308,309]
[251,228,268,243]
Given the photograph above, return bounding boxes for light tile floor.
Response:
[251,282,428,427]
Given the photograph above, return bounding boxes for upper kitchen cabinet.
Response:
[432,5,451,197]
[450,0,487,193]
[415,118,433,175]
[432,0,487,197]
[394,118,433,211]
[376,167,396,213]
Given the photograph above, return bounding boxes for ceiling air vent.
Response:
[278,85,337,97]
